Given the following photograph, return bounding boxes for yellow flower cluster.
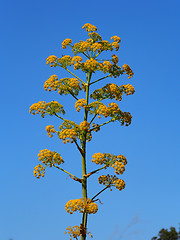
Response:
[97,102,120,118]
[58,55,72,67]
[33,164,45,179]
[111,36,121,51]
[112,42,119,51]
[122,64,134,78]
[46,55,57,66]
[58,129,77,143]
[68,78,81,89]
[71,56,83,70]
[92,153,107,165]
[120,111,132,126]
[65,226,80,240]
[82,23,97,32]
[92,43,103,52]
[65,198,98,214]
[58,120,92,143]
[87,101,119,119]
[29,101,46,115]
[75,99,86,112]
[83,58,101,72]
[61,55,72,62]
[65,225,92,240]
[112,54,119,64]
[86,38,93,44]
[45,125,56,137]
[88,101,132,125]
[45,101,65,116]
[62,38,72,49]
[122,84,135,95]
[92,153,127,173]
[103,61,113,72]
[37,149,64,166]
[44,76,81,96]
[90,83,135,102]
[111,160,126,175]
[90,84,121,101]
[71,56,83,64]
[100,40,113,51]
[98,174,125,191]
[114,178,126,191]
[88,32,102,41]
[79,121,90,131]
[44,75,59,91]
[73,41,92,54]
[29,101,65,117]
[111,36,121,43]
[109,84,122,100]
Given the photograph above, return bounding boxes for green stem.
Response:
[54,113,66,121]
[64,67,86,84]
[66,89,79,100]
[96,59,112,61]
[94,51,102,58]
[52,164,81,182]
[90,119,113,132]
[91,186,110,201]
[84,165,107,178]
[89,114,97,125]
[89,74,112,85]
[83,52,90,59]
[80,71,92,240]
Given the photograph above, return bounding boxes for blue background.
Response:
[0,0,180,239]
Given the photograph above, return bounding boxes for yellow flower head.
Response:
[111,35,121,43]
[37,149,64,166]
[75,99,86,112]
[45,125,56,137]
[122,64,134,78]
[62,38,72,49]
[46,55,57,66]
[112,42,119,51]
[65,198,98,214]
[82,23,97,32]
[112,54,119,64]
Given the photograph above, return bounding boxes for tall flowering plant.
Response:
[30,23,134,240]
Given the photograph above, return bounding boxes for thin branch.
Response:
[94,51,102,58]
[89,114,97,124]
[90,74,112,85]
[91,186,110,201]
[96,59,112,61]
[54,113,66,121]
[64,68,86,84]
[90,119,113,132]
[83,52,90,59]
[74,140,84,156]
[66,89,79,100]
[84,165,107,178]
[53,164,82,183]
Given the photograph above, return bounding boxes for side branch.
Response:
[54,113,66,121]
[90,119,113,132]
[83,52,90,59]
[91,186,110,201]
[67,89,79,100]
[90,74,112,85]
[74,140,84,156]
[89,114,97,124]
[84,165,107,178]
[64,67,86,84]
[53,164,82,183]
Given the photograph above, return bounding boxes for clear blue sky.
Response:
[0,0,180,239]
